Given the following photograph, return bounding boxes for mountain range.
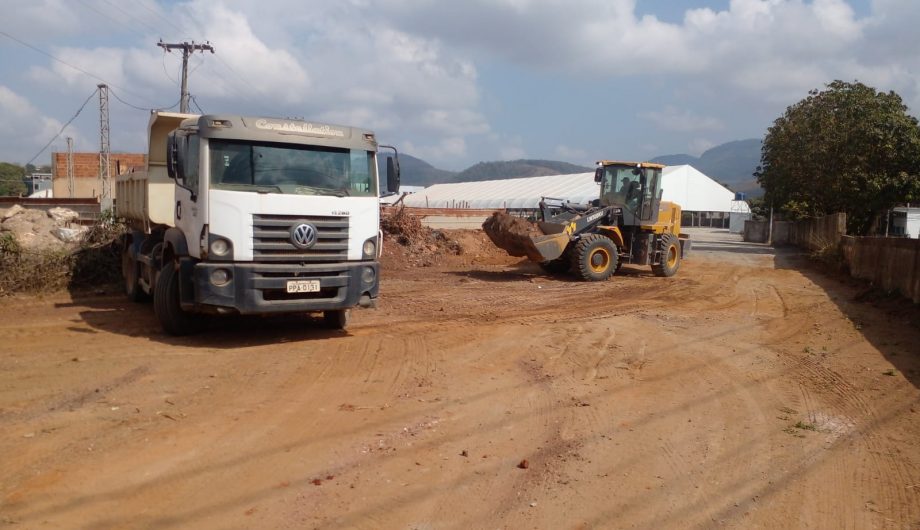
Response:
[398,138,763,196]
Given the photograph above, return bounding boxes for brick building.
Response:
[51,152,147,200]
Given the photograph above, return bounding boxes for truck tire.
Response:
[154,262,200,336]
[121,239,148,303]
[571,234,618,282]
[323,309,350,330]
[652,233,681,277]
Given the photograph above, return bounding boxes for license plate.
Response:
[286,280,320,293]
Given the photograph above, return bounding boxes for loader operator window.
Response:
[600,166,642,212]
[209,139,378,197]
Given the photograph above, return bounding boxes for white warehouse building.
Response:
[402,165,751,231]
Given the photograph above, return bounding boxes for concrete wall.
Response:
[842,236,920,303]
[775,213,846,250]
[743,219,769,243]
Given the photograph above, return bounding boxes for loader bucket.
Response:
[482,211,570,263]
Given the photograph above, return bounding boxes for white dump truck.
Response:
[116,112,399,335]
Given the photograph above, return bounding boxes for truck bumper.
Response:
[190,261,379,315]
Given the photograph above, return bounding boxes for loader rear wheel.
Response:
[571,234,617,282]
[652,233,681,277]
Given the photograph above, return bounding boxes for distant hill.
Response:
[651,139,763,196]
[396,153,457,186]
[452,159,592,182]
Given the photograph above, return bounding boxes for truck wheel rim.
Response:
[590,248,610,272]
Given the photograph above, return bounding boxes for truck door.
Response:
[174,133,204,259]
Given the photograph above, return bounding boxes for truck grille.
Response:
[252,214,349,262]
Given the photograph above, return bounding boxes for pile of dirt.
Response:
[380,208,463,269]
[481,211,545,261]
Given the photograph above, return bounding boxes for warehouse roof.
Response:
[402,165,746,213]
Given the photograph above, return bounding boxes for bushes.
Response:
[0,212,124,296]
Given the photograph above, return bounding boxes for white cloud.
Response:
[554,145,588,163]
[0,86,87,164]
[641,106,724,133]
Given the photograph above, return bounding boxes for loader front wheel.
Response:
[571,234,617,281]
[652,233,681,277]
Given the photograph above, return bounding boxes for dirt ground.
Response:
[2,227,919,529]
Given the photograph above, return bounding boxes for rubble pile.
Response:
[0,205,88,251]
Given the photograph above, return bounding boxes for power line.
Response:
[157,40,214,113]
[190,94,205,114]
[25,88,99,167]
[0,30,155,106]
[108,86,179,112]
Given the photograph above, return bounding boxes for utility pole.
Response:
[157,40,214,113]
[66,136,74,198]
[98,83,112,210]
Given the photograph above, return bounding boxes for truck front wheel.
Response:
[323,309,350,330]
[154,262,200,336]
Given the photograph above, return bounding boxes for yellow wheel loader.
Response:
[483,161,689,281]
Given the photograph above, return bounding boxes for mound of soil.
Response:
[481,211,545,261]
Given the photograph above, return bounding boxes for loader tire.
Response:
[571,234,617,282]
[652,233,681,277]
[154,261,200,336]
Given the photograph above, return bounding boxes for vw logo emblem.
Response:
[290,223,317,249]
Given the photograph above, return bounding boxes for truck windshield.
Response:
[209,139,378,197]
[600,165,642,211]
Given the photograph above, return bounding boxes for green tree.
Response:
[0,162,27,197]
[756,80,920,234]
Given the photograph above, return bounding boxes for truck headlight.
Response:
[210,268,231,286]
[362,238,377,259]
[210,238,230,256]
[361,266,376,284]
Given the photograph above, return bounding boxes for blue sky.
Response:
[0,0,915,171]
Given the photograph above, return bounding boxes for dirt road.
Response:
[2,228,919,529]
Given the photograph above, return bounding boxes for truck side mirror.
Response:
[166,132,188,182]
[386,156,400,194]
[166,132,179,180]
[594,167,603,183]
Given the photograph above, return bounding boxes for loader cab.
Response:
[596,161,665,225]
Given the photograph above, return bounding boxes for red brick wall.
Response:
[52,152,146,199]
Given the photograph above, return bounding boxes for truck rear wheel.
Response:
[323,309,350,330]
[121,239,148,303]
[571,234,618,282]
[154,262,200,336]
[652,233,681,277]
